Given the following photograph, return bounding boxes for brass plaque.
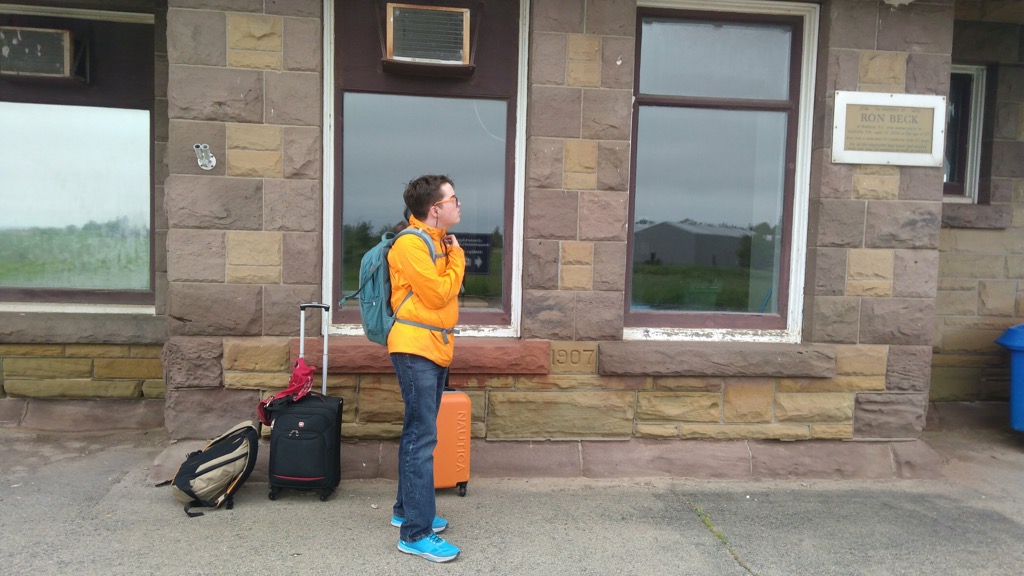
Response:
[843,104,934,154]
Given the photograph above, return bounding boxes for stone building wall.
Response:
[932,1,1024,400]
[4,1,1002,449]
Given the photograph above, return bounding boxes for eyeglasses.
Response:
[433,195,460,208]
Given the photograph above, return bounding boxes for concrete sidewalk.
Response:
[1,402,1023,575]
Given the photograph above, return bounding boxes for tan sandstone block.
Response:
[852,174,899,199]
[3,379,141,398]
[564,171,597,190]
[340,422,403,439]
[227,13,282,51]
[358,375,404,423]
[65,345,130,358]
[810,423,853,439]
[564,140,598,173]
[560,265,593,290]
[567,61,601,87]
[226,265,281,284]
[636,392,721,422]
[854,165,900,176]
[777,376,886,392]
[979,280,1017,317]
[131,345,163,359]
[848,249,894,281]
[936,290,978,315]
[561,241,594,265]
[227,123,282,151]
[678,423,810,440]
[775,392,854,422]
[567,34,600,61]
[227,231,282,266]
[143,380,167,399]
[835,345,888,376]
[487,391,636,439]
[846,280,892,297]
[228,50,282,70]
[94,358,163,379]
[4,358,92,379]
[723,379,773,423]
[635,423,680,438]
[860,51,907,85]
[223,337,291,372]
[515,375,646,390]
[549,341,598,374]
[224,371,289,390]
[0,345,64,357]
[226,150,282,178]
[654,377,725,392]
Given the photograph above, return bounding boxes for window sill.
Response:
[941,202,1011,229]
[599,340,835,378]
[307,336,550,374]
[0,309,165,344]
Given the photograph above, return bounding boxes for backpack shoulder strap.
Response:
[396,227,440,261]
[391,227,458,343]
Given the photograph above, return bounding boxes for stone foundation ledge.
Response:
[0,397,165,431]
[148,436,942,485]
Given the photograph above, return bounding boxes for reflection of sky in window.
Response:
[634,107,786,229]
[0,102,150,229]
[640,19,791,100]
[342,93,507,235]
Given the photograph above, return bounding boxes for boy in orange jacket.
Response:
[387,174,465,562]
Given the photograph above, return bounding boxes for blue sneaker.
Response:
[390,514,448,533]
[397,533,460,563]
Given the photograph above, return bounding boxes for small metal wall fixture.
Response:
[193,143,216,170]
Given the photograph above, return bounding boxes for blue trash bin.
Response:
[995,324,1024,431]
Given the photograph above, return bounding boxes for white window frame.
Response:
[943,64,986,205]
[320,0,529,338]
[625,0,818,344]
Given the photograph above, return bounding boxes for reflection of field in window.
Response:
[0,101,150,291]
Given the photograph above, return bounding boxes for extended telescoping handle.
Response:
[299,303,331,394]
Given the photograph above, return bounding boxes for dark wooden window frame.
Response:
[625,8,804,331]
[0,12,155,305]
[333,0,520,327]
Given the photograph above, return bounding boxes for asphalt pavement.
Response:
[1,402,1023,576]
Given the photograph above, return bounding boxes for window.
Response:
[332,0,524,332]
[0,11,154,305]
[943,65,986,203]
[627,1,817,339]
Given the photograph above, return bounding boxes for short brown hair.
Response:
[403,174,454,221]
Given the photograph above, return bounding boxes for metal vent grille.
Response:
[387,4,469,65]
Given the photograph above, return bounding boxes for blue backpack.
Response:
[340,228,457,346]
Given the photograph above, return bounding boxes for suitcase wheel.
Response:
[319,488,333,502]
[457,482,467,497]
[268,486,280,501]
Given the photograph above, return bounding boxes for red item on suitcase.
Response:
[257,358,315,426]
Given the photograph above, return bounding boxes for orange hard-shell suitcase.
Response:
[433,389,471,496]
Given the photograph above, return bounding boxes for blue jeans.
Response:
[391,353,447,542]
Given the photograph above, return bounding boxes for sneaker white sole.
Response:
[397,541,459,563]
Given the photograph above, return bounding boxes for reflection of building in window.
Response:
[634,221,749,268]
[944,65,986,203]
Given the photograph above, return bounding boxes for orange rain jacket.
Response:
[386,215,465,367]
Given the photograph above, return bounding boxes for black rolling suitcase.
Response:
[265,303,342,502]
